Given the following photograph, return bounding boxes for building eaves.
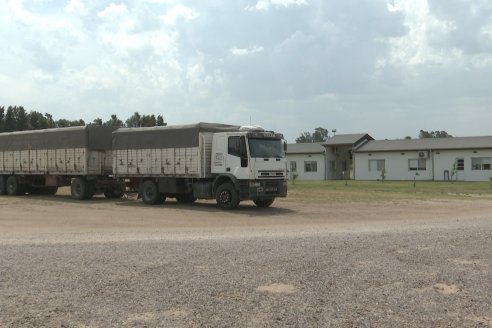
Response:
[355,136,492,152]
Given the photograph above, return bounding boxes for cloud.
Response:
[64,0,87,15]
[160,5,199,26]
[97,3,128,19]
[229,45,264,56]
[246,0,308,12]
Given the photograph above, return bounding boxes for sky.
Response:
[1,0,491,142]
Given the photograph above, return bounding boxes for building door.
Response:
[455,158,465,181]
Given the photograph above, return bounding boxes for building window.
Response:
[471,157,492,170]
[290,161,297,172]
[304,161,317,172]
[368,159,385,172]
[408,159,426,171]
[455,158,464,171]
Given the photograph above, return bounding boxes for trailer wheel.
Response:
[215,183,239,210]
[71,178,92,200]
[141,180,161,205]
[253,198,275,208]
[0,176,7,195]
[6,176,24,196]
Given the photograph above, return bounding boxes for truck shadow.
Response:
[18,194,296,216]
[114,198,297,216]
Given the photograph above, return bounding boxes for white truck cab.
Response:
[210,126,288,209]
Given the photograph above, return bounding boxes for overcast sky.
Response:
[1,0,491,142]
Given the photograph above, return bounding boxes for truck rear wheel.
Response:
[6,176,24,196]
[141,180,164,205]
[253,198,275,208]
[0,176,6,195]
[215,183,239,210]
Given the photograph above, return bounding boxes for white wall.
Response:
[433,149,492,182]
[286,153,325,180]
[354,149,492,182]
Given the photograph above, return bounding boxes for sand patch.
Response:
[433,283,460,295]
[451,258,481,265]
[469,316,492,327]
[257,283,296,294]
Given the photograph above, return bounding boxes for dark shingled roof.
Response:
[286,143,325,154]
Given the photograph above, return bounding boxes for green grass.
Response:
[281,180,492,204]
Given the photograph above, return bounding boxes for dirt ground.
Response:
[1,193,492,327]
[1,192,492,242]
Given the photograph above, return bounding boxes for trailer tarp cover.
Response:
[0,126,117,151]
[112,123,241,149]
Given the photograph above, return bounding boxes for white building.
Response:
[286,134,373,180]
[285,143,326,180]
[354,136,492,182]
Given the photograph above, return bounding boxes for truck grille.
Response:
[258,170,285,178]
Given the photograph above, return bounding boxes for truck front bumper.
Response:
[239,179,288,200]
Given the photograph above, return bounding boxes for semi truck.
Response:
[0,123,288,209]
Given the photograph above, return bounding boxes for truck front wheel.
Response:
[253,198,275,208]
[215,183,239,210]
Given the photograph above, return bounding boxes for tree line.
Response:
[295,127,453,143]
[0,106,166,133]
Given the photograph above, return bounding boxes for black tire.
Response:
[140,180,161,205]
[6,176,23,196]
[253,198,275,208]
[71,178,91,200]
[0,176,7,195]
[215,183,239,210]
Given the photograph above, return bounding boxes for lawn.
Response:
[280,180,492,204]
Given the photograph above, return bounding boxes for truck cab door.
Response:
[225,136,250,179]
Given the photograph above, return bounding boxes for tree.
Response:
[4,106,16,132]
[295,127,329,143]
[45,113,55,128]
[28,111,49,130]
[13,106,29,131]
[0,106,4,132]
[419,130,453,139]
[105,114,123,127]
[125,112,142,127]
[156,115,166,126]
[141,114,156,127]
[92,118,103,125]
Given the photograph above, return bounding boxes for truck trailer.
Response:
[0,125,123,200]
[0,123,288,209]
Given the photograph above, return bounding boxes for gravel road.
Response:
[0,195,491,327]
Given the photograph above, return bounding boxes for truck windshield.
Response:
[248,138,284,158]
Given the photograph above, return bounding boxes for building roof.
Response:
[356,136,492,152]
[323,133,373,146]
[286,142,325,154]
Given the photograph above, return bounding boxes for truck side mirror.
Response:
[283,141,287,152]
[240,136,248,167]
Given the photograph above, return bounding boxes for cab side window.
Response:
[228,136,248,167]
